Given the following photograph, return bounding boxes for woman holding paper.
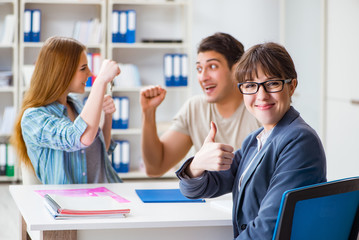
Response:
[11,36,122,184]
[177,42,327,239]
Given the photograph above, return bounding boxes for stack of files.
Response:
[44,194,130,219]
[0,14,15,44]
[24,9,41,42]
[0,106,16,135]
[135,189,205,203]
[113,64,141,88]
[72,18,102,45]
[22,65,35,87]
[112,140,130,173]
[0,71,12,87]
[164,53,188,87]
[112,97,129,129]
[112,10,136,43]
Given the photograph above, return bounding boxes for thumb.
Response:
[204,121,217,143]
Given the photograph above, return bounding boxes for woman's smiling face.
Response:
[243,67,297,132]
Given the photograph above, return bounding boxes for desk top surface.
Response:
[9,180,232,231]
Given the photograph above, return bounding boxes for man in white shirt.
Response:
[140,32,261,177]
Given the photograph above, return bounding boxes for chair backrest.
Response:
[21,163,41,185]
[272,177,359,240]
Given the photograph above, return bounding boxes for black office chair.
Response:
[272,177,359,240]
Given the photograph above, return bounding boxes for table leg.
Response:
[21,215,30,240]
[21,214,76,240]
[43,230,77,240]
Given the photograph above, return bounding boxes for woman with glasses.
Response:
[176,42,327,239]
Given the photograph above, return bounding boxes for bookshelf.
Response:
[19,0,107,102]
[0,0,18,182]
[0,0,192,182]
[107,0,192,179]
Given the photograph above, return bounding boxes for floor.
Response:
[0,182,20,240]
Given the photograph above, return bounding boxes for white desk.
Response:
[10,181,233,240]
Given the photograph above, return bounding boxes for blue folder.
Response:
[135,189,205,203]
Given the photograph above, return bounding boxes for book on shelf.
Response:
[0,144,6,176]
[113,63,141,88]
[0,144,15,177]
[1,14,15,44]
[85,52,101,86]
[0,71,12,87]
[36,187,130,219]
[6,145,15,177]
[0,106,16,135]
[72,18,102,45]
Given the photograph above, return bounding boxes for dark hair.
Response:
[197,32,244,69]
[236,42,297,85]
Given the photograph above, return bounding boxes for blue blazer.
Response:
[177,107,327,239]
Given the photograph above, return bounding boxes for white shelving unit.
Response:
[19,0,107,102]
[107,0,192,179]
[1,0,192,181]
[0,0,18,182]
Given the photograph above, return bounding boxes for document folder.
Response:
[126,10,136,43]
[112,10,119,42]
[24,9,32,42]
[31,9,41,42]
[135,189,205,203]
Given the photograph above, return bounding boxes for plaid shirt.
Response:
[21,95,121,184]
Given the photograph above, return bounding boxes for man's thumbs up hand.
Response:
[185,122,235,178]
[204,121,217,143]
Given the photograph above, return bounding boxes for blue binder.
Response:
[112,140,121,172]
[173,54,181,86]
[136,189,205,203]
[119,141,130,172]
[112,97,129,129]
[119,97,129,129]
[164,54,174,87]
[112,10,120,43]
[126,10,136,43]
[112,140,130,173]
[112,97,121,129]
[24,9,32,42]
[180,54,188,86]
[31,9,41,42]
[118,11,127,43]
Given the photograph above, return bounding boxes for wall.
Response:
[190,0,280,95]
[282,0,324,135]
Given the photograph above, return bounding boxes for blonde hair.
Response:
[10,36,86,170]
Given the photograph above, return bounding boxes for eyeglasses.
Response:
[237,79,292,95]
